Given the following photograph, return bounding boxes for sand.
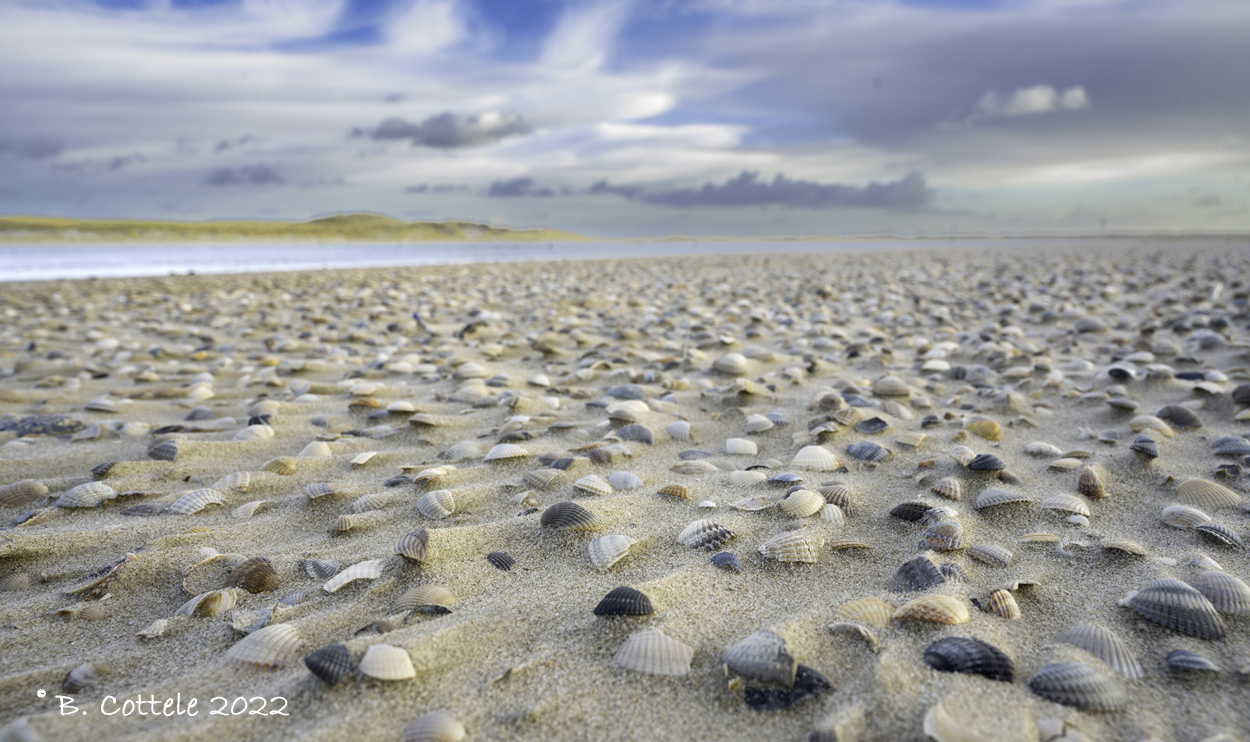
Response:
[0,241,1247,742]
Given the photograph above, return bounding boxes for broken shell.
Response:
[594,586,654,616]
[758,531,824,563]
[1192,570,1250,614]
[1058,624,1143,678]
[402,712,466,742]
[486,551,515,571]
[677,519,735,550]
[1176,478,1241,509]
[834,598,894,628]
[930,478,961,500]
[819,503,846,525]
[613,629,693,676]
[588,535,638,571]
[894,595,970,624]
[304,643,352,685]
[135,618,168,639]
[416,490,455,519]
[790,446,842,471]
[176,588,239,618]
[923,637,1014,682]
[892,555,945,592]
[352,492,392,514]
[298,558,340,579]
[779,489,824,518]
[981,590,1020,619]
[1028,662,1127,712]
[323,559,385,593]
[967,544,1013,567]
[224,557,279,593]
[1194,522,1245,549]
[305,482,336,500]
[949,446,976,466]
[723,630,796,686]
[170,488,226,515]
[730,495,772,511]
[395,529,430,562]
[225,623,303,671]
[359,644,415,680]
[231,500,267,518]
[540,501,602,531]
[262,457,298,475]
[1128,578,1225,640]
[391,584,456,613]
[923,703,995,742]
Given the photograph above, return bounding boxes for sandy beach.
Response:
[0,241,1247,742]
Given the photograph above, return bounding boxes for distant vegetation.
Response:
[0,213,587,243]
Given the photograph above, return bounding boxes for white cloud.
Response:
[973,85,1090,119]
[540,1,630,72]
[386,0,465,55]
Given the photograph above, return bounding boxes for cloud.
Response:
[619,171,930,210]
[973,85,1090,119]
[213,135,258,154]
[406,183,468,193]
[205,165,284,186]
[487,178,553,197]
[353,111,530,148]
[0,139,64,160]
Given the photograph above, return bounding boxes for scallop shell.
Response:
[834,598,894,628]
[416,490,455,519]
[968,453,1005,471]
[0,479,49,508]
[758,532,823,563]
[305,482,336,500]
[1028,662,1127,712]
[304,643,352,685]
[223,557,279,594]
[323,559,385,593]
[485,443,530,461]
[1128,578,1225,640]
[613,629,694,676]
[657,484,690,499]
[391,584,456,612]
[588,535,638,571]
[723,631,796,686]
[486,551,515,571]
[1058,624,1144,679]
[974,489,1032,510]
[55,482,117,508]
[677,519,735,550]
[892,555,945,592]
[1192,570,1250,614]
[1077,466,1105,499]
[965,419,1001,442]
[1176,478,1242,509]
[1162,504,1211,529]
[594,585,654,616]
[918,522,967,551]
[395,529,430,562]
[1194,522,1245,549]
[981,589,1020,619]
[63,661,110,692]
[846,440,890,462]
[225,623,303,671]
[967,544,1013,567]
[922,637,1014,682]
[148,439,180,461]
[1040,494,1091,517]
[819,503,846,525]
[0,572,31,591]
[540,501,602,531]
[262,456,298,475]
[948,446,976,466]
[1129,436,1159,458]
[930,477,961,501]
[574,475,612,496]
[231,500,267,518]
[1167,649,1219,673]
[779,489,824,518]
[298,558,340,579]
[359,644,415,680]
[1130,415,1174,437]
[176,588,239,618]
[894,595,970,624]
[402,712,467,742]
[169,488,226,515]
[790,446,841,471]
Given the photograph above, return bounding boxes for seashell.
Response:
[948,446,976,466]
[743,414,774,433]
[890,501,932,522]
[723,631,796,686]
[790,445,842,471]
[148,439,180,461]
[724,437,757,455]
[391,584,455,613]
[574,475,612,496]
[607,471,644,490]
[834,598,894,628]
[1157,404,1201,429]
[819,503,846,525]
[594,585,654,616]
[350,451,378,468]
[1162,504,1211,529]
[224,557,279,593]
[1077,466,1105,499]
[855,417,888,434]
[974,488,1032,510]
[1176,478,1241,509]
[416,490,455,519]
[666,420,692,440]
[965,419,1000,442]
[1129,578,1225,640]
[0,572,31,591]
[828,539,872,550]
[329,514,359,534]
[873,375,910,397]
[981,589,1020,619]
[892,555,945,592]
[846,440,890,462]
[894,594,970,624]
[1101,540,1147,556]
[402,712,467,742]
[923,637,1014,682]
[55,482,117,508]
[817,484,855,515]
[1058,624,1142,678]
[176,588,239,618]
[1029,662,1127,712]
[63,661,110,692]
[262,457,298,475]
[323,559,385,593]
[1130,415,1174,437]
[170,488,226,515]
[298,441,333,457]
[1025,441,1064,457]
[1192,570,1250,614]
[1212,435,1250,457]
[1234,382,1250,405]
[894,431,928,449]
[395,529,430,562]
[930,477,961,501]
[540,501,602,530]
[442,440,482,462]
[359,644,415,681]
[1129,436,1159,459]
[958,543,1011,569]
[1194,522,1245,549]
[617,424,655,445]
[767,471,803,485]
[351,492,391,514]
[613,629,694,676]
[923,702,995,742]
[230,500,267,518]
[225,623,303,671]
[671,460,719,475]
[968,453,1005,471]
[1040,494,1091,517]
[589,535,638,571]
[728,471,767,487]
[758,531,824,563]
[485,443,529,461]
[136,618,168,639]
[304,643,352,685]
[299,558,340,579]
[277,588,317,607]
[710,552,742,571]
[911,518,962,549]
[677,519,735,550]
[305,482,336,500]
[779,489,824,517]
[713,352,749,375]
[486,551,515,571]
[657,484,689,499]
[1167,649,1219,673]
[0,479,49,508]
[730,495,772,511]
[523,468,564,491]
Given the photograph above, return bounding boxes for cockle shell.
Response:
[359,644,415,680]
[666,420,691,440]
[262,457,298,475]
[416,490,455,519]
[975,488,1032,510]
[0,479,49,508]
[1077,466,1105,499]
[873,375,910,396]
[1193,570,1250,614]
[1040,494,1090,517]
[723,631,796,686]
[918,522,968,551]
[1058,624,1143,679]
[818,484,855,515]
[724,438,757,455]
[790,446,841,471]
[176,589,239,618]
[1167,649,1219,673]
[574,475,612,496]
[1130,436,1158,458]
[299,559,340,579]
[923,637,1013,682]
[1195,522,1245,549]
[170,488,225,515]
[148,439,180,461]
[967,453,1005,471]
[965,419,1000,441]
[231,500,267,518]
[402,712,467,742]
[299,441,333,457]
[304,644,352,685]
[523,468,564,490]
[395,529,430,562]
[608,472,644,490]
[743,414,774,433]
[485,443,529,461]
[1212,436,1250,456]
[677,519,734,550]
[894,595,970,624]
[588,535,638,571]
[930,478,961,500]
[224,557,279,593]
[819,504,846,525]
[391,584,456,613]
[1025,442,1063,457]
[834,598,894,628]
[846,440,890,462]
[1028,662,1126,712]
[323,559,385,593]
[728,471,767,487]
[967,544,1012,567]
[1102,540,1148,556]
[892,555,945,592]
[1128,578,1225,640]
[352,492,392,514]
[1176,478,1241,509]
[305,482,336,500]
[614,629,694,676]
[948,446,976,466]
[486,552,515,571]
[981,589,1020,619]
[594,586,654,616]
[1157,404,1201,429]
[730,496,772,511]
[657,484,690,498]
[779,489,824,518]
[329,514,359,534]
[540,501,601,530]
[758,532,823,563]
[225,623,303,671]
[713,352,749,375]
[55,482,117,508]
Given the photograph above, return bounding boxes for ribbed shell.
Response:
[402,712,467,742]
[677,519,735,550]
[594,586,654,616]
[1193,570,1250,614]
[710,552,742,571]
[224,557,279,593]
[894,595,970,624]
[225,623,303,671]
[391,584,456,613]
[322,559,385,593]
[1078,467,1105,499]
[1176,478,1241,509]
[818,484,855,516]
[262,457,298,475]
[780,489,824,518]
[727,471,767,488]
[329,514,359,534]
[790,446,841,471]
[834,598,894,628]
[672,460,719,474]
[656,484,690,499]
[968,453,1005,471]
[176,589,239,618]
[608,472,644,490]
[1130,415,1174,437]
[1128,578,1225,640]
[975,489,1032,510]
[359,644,415,680]
[846,440,890,462]
[895,432,928,449]
[1058,624,1143,678]
[1157,404,1201,428]
[1212,436,1250,456]
[55,482,117,508]
[892,555,945,592]
[351,492,391,514]
[918,522,968,551]
[540,501,602,530]
[299,558,340,579]
[1040,494,1091,517]
[588,535,638,571]
[0,572,31,591]
[890,501,932,522]
[416,490,455,519]
[1166,649,1219,672]
[949,446,977,466]
[1102,540,1148,557]
[1195,522,1245,549]
[666,420,691,440]
[523,468,564,490]
[231,500,267,518]
[305,482,336,499]
[304,644,352,685]
[743,414,774,433]
[723,631,796,686]
[148,439,180,461]
[574,475,612,496]
[1130,436,1159,458]
[614,629,694,676]
[395,529,430,562]
[166,488,224,515]
[616,424,655,444]
[299,441,333,457]
[0,479,49,508]
[485,443,530,461]
[758,532,823,563]
[965,419,1001,441]
[1028,662,1127,712]
[819,504,846,525]
[923,637,1014,682]
[981,590,1020,619]
[486,552,515,571]
[931,478,961,501]
[1161,504,1211,529]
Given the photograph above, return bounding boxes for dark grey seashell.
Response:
[1194,522,1245,549]
[891,555,945,592]
[817,484,854,516]
[607,384,645,400]
[768,472,804,485]
[710,552,742,571]
[1028,662,1127,712]
[540,501,601,531]
[1193,570,1250,614]
[185,405,214,421]
[1074,317,1108,333]
[121,501,170,517]
[765,412,790,426]
[616,424,654,445]
[1212,436,1250,456]
[148,439,180,461]
[486,551,515,571]
[846,440,890,462]
[90,462,116,480]
[298,559,340,580]
[678,449,716,460]
[967,544,1012,568]
[593,586,653,616]
[278,588,318,606]
[889,501,932,522]
[854,417,888,434]
[677,519,735,550]
[1232,382,1250,405]
[1058,624,1143,679]
[1166,649,1219,673]
[968,453,1005,471]
[743,664,831,711]
[922,637,1013,682]
[1128,578,1225,640]
[1130,436,1158,459]
[1156,404,1201,429]
[304,643,352,684]
[723,631,796,687]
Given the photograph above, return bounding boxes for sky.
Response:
[0,0,1248,237]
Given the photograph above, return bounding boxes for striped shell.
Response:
[262,457,298,475]
[1167,649,1219,673]
[894,431,928,449]
[892,555,945,592]
[588,535,638,571]
[1193,570,1250,614]
[225,623,303,671]
[779,489,824,518]
[148,439,180,461]
[485,443,529,461]
[231,500,267,518]
[677,519,734,550]
[350,451,377,467]
[0,572,31,591]
[359,644,415,680]
[894,595,970,624]
[930,477,961,501]
[613,629,693,676]
[846,440,890,462]
[540,501,602,530]
[402,712,467,742]
[594,586,654,616]
[224,557,279,593]
[722,631,796,686]
[1130,415,1174,437]
[176,589,239,618]
[0,479,49,508]
[923,637,1014,682]
[329,514,359,534]
[819,503,846,525]
[616,424,654,445]
[833,598,894,628]
[298,558,340,579]
[523,468,564,490]
[304,643,352,685]
[416,490,455,519]
[1157,404,1201,428]
[818,484,855,515]
[1176,478,1241,509]
[671,460,718,474]
[967,544,1012,567]
[394,529,430,562]
[1128,578,1225,640]
[486,551,515,570]
[352,492,392,514]
[55,482,117,508]
[391,584,456,613]
[608,472,644,490]
[968,453,1005,471]
[1161,504,1211,529]
[442,441,482,461]
[965,419,1000,441]
[1212,436,1250,456]
[710,552,742,571]
[758,532,824,563]
[305,482,336,499]
[1058,624,1143,679]
[728,471,767,487]
[574,475,612,496]
[1130,436,1159,458]
[1078,467,1105,499]
[790,446,841,471]
[170,488,226,515]
[1028,662,1126,712]
[916,521,965,551]
[1195,522,1245,549]
[657,484,689,498]
[981,589,1020,619]
[666,420,691,440]
[948,446,976,466]
[1040,494,1090,517]
[1102,540,1147,556]
[323,559,385,593]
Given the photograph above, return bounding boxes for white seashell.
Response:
[758,531,823,563]
[1161,504,1211,529]
[299,441,333,457]
[416,490,456,519]
[819,503,846,525]
[176,589,239,618]
[350,451,378,467]
[588,535,638,571]
[667,420,692,440]
[574,475,613,496]
[225,623,303,671]
[135,618,169,639]
[485,443,529,461]
[790,445,842,471]
[323,559,385,593]
[231,500,267,518]
[169,488,226,515]
[358,644,415,680]
[1040,494,1091,517]
[1025,441,1063,456]
[713,352,749,375]
[728,470,768,487]
[698,500,717,508]
[55,482,117,508]
[402,712,466,742]
[213,472,251,492]
[613,629,694,676]
[743,414,774,433]
[779,489,824,518]
[724,438,758,455]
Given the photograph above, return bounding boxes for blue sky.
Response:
[0,0,1247,236]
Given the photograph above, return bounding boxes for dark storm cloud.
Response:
[487,177,553,197]
[205,165,283,186]
[598,171,930,210]
[352,111,530,149]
